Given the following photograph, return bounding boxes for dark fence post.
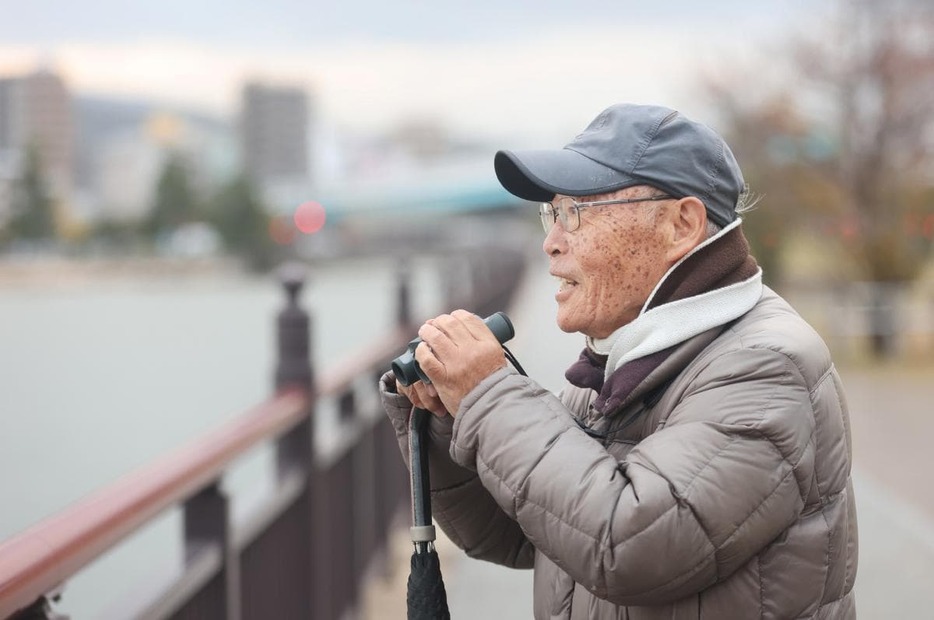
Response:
[182,483,240,620]
[268,263,318,618]
[11,588,68,620]
[397,256,412,327]
[275,262,313,391]
[275,262,314,477]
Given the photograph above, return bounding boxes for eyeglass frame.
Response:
[539,194,673,233]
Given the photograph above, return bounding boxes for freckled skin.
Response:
[543,187,675,339]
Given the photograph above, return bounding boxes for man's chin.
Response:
[555,312,581,335]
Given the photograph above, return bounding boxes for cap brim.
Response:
[494,148,640,201]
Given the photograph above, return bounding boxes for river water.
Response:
[0,255,445,618]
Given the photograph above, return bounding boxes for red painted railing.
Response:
[0,390,309,618]
[0,245,527,619]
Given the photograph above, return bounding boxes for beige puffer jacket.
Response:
[380,288,857,619]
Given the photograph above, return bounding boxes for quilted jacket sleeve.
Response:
[449,347,813,606]
[378,372,535,568]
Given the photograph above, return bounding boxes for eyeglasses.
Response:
[539,195,672,233]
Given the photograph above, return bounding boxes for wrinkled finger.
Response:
[414,338,446,379]
[427,312,477,343]
[410,374,448,417]
[397,382,425,409]
[450,309,492,341]
[417,322,460,361]
[395,367,447,417]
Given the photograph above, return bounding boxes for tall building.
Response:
[0,69,73,202]
[0,79,17,224]
[240,82,310,192]
[0,78,18,155]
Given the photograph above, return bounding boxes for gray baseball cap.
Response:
[494,103,744,228]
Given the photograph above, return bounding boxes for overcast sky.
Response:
[0,0,819,144]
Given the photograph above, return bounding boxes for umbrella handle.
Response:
[410,408,435,549]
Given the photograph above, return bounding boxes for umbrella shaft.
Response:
[411,408,433,528]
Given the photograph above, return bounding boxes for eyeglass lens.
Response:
[539,203,554,232]
[540,198,577,233]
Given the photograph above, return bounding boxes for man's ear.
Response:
[666,197,707,262]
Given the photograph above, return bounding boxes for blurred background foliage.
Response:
[704,0,934,357]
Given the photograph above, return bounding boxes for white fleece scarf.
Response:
[588,219,763,381]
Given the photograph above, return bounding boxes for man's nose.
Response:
[542,222,566,256]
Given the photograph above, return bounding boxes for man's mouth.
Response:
[554,275,578,292]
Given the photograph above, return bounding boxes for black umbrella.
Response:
[407,407,451,620]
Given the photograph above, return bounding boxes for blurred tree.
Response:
[704,0,934,357]
[90,217,145,254]
[801,0,934,356]
[699,90,840,287]
[145,152,202,238]
[207,174,277,270]
[5,144,57,243]
[802,0,934,283]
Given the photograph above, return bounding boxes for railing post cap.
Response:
[277,261,307,300]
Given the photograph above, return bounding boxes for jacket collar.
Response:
[566,221,762,417]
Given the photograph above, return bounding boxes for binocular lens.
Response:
[390,350,422,386]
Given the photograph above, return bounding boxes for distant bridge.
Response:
[269,157,529,226]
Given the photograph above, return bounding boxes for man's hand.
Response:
[396,379,449,418]
[413,309,508,416]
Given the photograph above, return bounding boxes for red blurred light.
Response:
[294,201,326,234]
[923,215,934,240]
[840,221,859,241]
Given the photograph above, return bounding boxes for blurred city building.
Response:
[240,81,312,210]
[88,107,235,223]
[0,66,240,231]
[0,65,518,260]
[0,69,73,226]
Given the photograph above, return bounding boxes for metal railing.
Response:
[0,246,527,619]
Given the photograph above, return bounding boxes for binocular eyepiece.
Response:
[391,312,515,387]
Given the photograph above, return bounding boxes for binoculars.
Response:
[391,312,515,387]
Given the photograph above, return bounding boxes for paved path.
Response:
[366,257,934,618]
[836,366,934,618]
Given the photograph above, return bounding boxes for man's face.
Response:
[543,188,673,339]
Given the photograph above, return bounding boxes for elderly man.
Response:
[380,104,857,619]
